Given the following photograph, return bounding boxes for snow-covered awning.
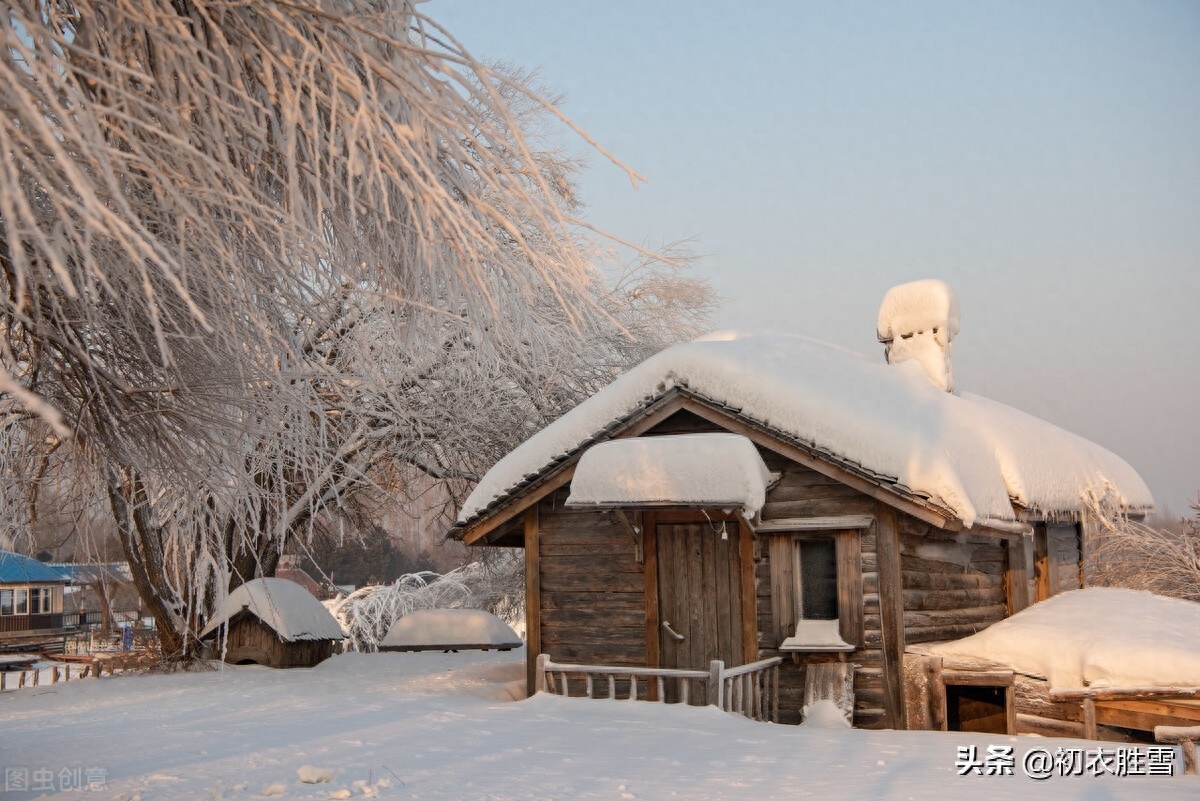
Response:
[565,433,774,519]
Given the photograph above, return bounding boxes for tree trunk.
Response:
[106,466,187,657]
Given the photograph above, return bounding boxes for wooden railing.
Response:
[535,654,783,722]
[719,657,782,722]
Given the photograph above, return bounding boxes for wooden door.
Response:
[655,521,745,673]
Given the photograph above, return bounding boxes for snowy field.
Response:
[1,650,1195,801]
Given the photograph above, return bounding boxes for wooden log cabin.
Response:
[0,551,69,652]
[449,292,1153,730]
[199,577,345,668]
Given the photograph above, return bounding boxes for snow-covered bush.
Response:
[331,554,524,652]
[1084,489,1200,602]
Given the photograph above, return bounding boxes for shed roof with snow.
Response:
[200,577,346,643]
[454,330,1153,538]
[379,608,523,652]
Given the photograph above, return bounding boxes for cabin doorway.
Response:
[654,518,746,684]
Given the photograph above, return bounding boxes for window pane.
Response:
[15,589,28,615]
[799,538,838,620]
[30,588,40,615]
[0,589,11,615]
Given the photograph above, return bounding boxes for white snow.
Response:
[200,577,346,642]
[565,433,773,518]
[780,619,854,651]
[802,698,854,728]
[380,608,522,650]
[925,588,1200,688]
[2,650,1193,800]
[458,332,1153,529]
[876,279,960,392]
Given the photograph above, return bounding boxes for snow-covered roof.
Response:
[925,588,1200,689]
[380,608,522,651]
[200,577,346,642]
[458,331,1152,530]
[565,433,773,518]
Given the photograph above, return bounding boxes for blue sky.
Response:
[431,0,1200,517]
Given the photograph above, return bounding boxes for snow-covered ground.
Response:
[1,650,1194,800]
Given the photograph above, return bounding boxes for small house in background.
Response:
[450,281,1154,731]
[0,551,69,652]
[379,608,523,653]
[274,554,327,600]
[200,577,346,668]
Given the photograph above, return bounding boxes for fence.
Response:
[535,654,782,723]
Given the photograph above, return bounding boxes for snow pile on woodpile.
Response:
[566,433,774,518]
[380,609,522,651]
[926,588,1200,688]
[200,577,345,642]
[459,331,1152,529]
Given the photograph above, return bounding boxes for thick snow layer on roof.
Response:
[876,279,960,344]
[877,280,960,393]
[458,332,1152,528]
[566,434,773,518]
[381,608,522,650]
[200,577,346,642]
[926,588,1200,688]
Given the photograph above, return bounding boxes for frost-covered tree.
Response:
[1084,489,1200,603]
[1,2,712,657]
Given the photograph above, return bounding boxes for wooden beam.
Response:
[643,512,661,671]
[676,396,955,530]
[524,506,541,697]
[756,515,874,532]
[874,502,907,729]
[739,519,758,661]
[1005,538,1030,616]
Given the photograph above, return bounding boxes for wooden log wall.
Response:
[536,489,647,667]
[224,616,334,668]
[898,518,1008,645]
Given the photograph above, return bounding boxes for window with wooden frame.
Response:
[0,589,12,615]
[769,530,863,652]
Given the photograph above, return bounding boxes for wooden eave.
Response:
[453,387,966,547]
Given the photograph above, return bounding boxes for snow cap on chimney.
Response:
[876,279,960,393]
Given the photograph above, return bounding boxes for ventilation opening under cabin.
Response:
[946,684,1009,734]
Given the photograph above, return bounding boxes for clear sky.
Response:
[430,0,1200,517]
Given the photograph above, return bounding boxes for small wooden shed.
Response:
[200,578,345,668]
[449,322,1153,729]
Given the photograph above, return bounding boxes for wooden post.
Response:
[707,660,724,708]
[1005,538,1030,615]
[535,653,549,694]
[524,506,541,698]
[52,666,59,684]
[0,671,6,691]
[1082,697,1097,740]
[875,503,907,729]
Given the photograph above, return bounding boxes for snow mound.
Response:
[380,608,522,651]
[458,331,1152,529]
[926,588,1200,688]
[566,433,773,518]
[297,764,335,784]
[200,577,346,642]
[802,699,853,728]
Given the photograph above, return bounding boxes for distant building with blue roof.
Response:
[0,551,69,650]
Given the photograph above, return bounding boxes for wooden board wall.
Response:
[536,489,647,668]
[224,616,334,668]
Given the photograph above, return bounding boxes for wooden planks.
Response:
[874,502,906,729]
